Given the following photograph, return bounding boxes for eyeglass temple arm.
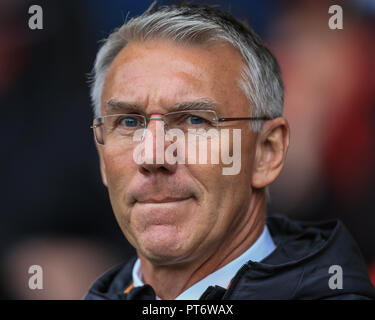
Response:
[91,117,105,129]
[216,116,272,122]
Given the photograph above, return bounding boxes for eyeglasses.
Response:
[91,110,271,146]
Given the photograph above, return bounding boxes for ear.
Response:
[96,144,108,187]
[251,117,290,189]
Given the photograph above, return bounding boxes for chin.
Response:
[137,227,192,264]
[141,248,189,266]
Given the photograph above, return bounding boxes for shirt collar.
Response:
[132,224,275,300]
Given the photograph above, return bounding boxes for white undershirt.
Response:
[132,225,275,300]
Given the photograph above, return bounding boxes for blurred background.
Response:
[1,0,374,299]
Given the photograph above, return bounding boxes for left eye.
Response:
[187,115,205,125]
[119,117,140,127]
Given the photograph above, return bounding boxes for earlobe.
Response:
[251,117,290,189]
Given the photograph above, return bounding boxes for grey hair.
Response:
[90,3,284,132]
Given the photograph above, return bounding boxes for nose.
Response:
[139,116,177,175]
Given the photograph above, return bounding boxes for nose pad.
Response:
[141,118,167,140]
[163,122,169,133]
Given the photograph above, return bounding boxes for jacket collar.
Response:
[85,214,375,300]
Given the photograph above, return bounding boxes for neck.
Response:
[138,190,266,300]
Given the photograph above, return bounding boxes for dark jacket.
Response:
[85,215,375,300]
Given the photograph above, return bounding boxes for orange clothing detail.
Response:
[123,282,134,294]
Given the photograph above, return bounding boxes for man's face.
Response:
[98,39,259,265]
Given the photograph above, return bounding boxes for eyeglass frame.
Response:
[90,109,273,145]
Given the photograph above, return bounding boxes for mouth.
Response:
[136,197,193,204]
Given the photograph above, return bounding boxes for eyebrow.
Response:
[106,99,144,114]
[105,98,219,115]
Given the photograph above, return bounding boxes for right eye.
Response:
[118,116,142,128]
[186,115,206,125]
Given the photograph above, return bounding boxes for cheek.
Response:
[185,131,254,199]
[103,146,136,190]
[184,134,255,231]
[102,147,138,236]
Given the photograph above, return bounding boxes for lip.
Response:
[136,197,192,204]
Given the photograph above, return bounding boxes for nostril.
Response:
[139,165,151,175]
[160,166,170,173]
[139,163,174,176]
